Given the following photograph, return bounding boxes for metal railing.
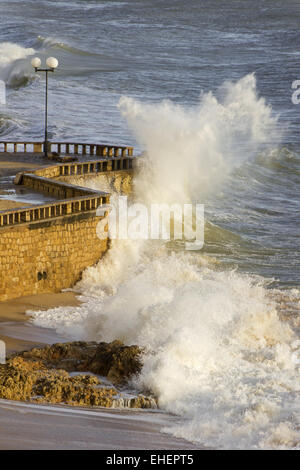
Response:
[0,193,109,228]
[0,142,135,228]
[0,141,134,157]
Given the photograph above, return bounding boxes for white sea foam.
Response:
[29,75,299,449]
[118,73,280,204]
[0,42,35,86]
[29,240,300,449]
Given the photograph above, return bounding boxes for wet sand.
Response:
[0,291,79,324]
[0,292,80,353]
[0,399,203,450]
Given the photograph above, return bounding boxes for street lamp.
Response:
[31,56,59,157]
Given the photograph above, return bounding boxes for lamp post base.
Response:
[44,141,50,158]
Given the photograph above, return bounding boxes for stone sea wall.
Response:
[0,212,108,301]
[0,158,134,301]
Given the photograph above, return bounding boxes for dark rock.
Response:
[87,340,143,385]
[0,340,152,408]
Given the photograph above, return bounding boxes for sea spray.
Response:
[0,42,35,87]
[29,75,300,449]
[29,240,300,448]
[118,74,280,204]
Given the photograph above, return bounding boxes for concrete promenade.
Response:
[0,142,134,301]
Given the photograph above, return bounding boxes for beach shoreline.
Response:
[0,291,80,352]
[0,398,204,450]
[0,293,206,450]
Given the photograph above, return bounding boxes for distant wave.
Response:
[36,35,106,58]
[0,114,21,136]
[0,42,35,67]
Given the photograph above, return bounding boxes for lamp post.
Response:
[31,56,59,158]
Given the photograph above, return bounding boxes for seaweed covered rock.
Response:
[87,340,143,385]
[18,340,143,384]
[0,357,41,401]
[33,374,116,407]
[0,340,154,409]
[20,341,99,372]
[0,355,117,406]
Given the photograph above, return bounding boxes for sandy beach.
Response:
[0,292,79,352]
[0,293,204,450]
[0,399,202,450]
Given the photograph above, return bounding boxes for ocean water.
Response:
[1,0,300,449]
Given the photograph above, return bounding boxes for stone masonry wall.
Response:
[0,211,107,301]
[58,170,133,195]
[0,160,134,302]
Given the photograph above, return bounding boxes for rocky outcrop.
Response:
[0,340,156,409]
[87,340,143,385]
[0,356,117,406]
[20,341,99,372]
[19,339,143,384]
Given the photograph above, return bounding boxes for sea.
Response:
[0,0,299,449]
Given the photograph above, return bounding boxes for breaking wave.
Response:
[29,75,300,449]
[0,42,36,87]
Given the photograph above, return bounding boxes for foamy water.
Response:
[0,42,35,86]
[29,75,300,449]
[118,73,280,204]
[29,239,300,449]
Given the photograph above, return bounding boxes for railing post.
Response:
[33,143,43,153]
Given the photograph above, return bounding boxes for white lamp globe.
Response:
[46,57,58,69]
[31,57,41,68]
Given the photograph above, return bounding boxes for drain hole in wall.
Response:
[37,271,47,281]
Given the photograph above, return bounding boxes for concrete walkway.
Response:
[0,153,76,209]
